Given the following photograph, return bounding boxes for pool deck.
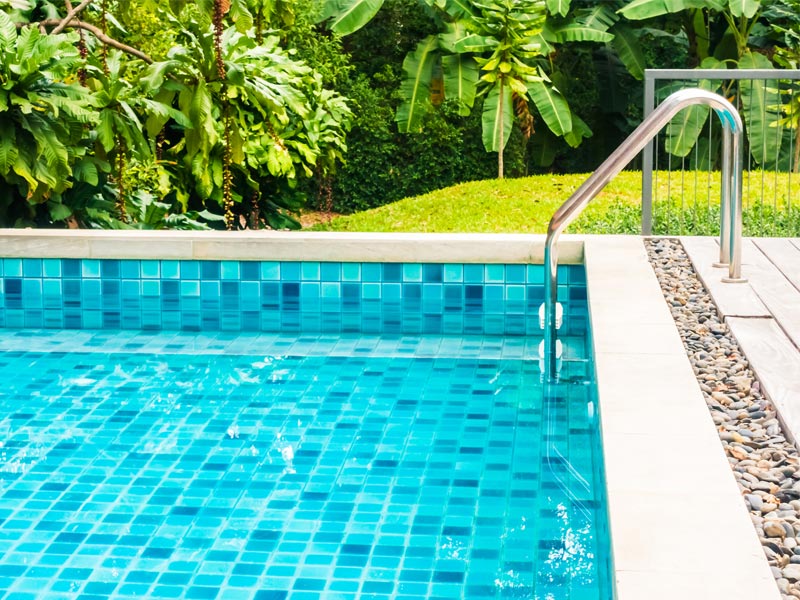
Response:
[682,237,800,446]
[585,236,779,600]
[0,230,782,599]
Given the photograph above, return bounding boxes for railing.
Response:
[642,69,800,237]
[543,88,745,382]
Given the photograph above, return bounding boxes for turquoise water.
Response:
[0,329,610,600]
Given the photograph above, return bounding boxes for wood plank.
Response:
[753,238,800,292]
[679,236,769,319]
[728,317,800,445]
[739,239,800,351]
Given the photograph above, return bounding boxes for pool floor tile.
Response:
[0,330,607,599]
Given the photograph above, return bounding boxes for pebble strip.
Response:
[646,238,800,600]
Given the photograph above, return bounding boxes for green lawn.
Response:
[312,170,800,235]
[312,172,645,233]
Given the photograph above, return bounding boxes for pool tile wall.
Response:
[0,258,586,335]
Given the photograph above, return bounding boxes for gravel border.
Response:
[646,238,800,600]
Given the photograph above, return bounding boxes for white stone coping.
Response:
[0,230,584,263]
[585,236,779,600]
[0,230,777,598]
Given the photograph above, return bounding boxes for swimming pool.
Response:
[0,248,612,599]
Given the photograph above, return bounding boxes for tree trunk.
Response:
[498,83,504,179]
[794,124,800,174]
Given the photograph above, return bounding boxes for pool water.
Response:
[0,330,610,600]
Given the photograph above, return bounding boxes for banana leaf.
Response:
[527,80,572,136]
[610,23,645,80]
[482,81,513,152]
[663,58,723,157]
[396,36,439,133]
[619,0,725,20]
[739,50,783,169]
[728,0,760,18]
[548,23,613,43]
[319,0,384,36]
[442,55,478,115]
[546,0,570,18]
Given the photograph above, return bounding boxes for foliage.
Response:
[617,0,800,172]
[0,0,351,230]
[84,189,221,229]
[321,0,526,214]
[145,21,350,227]
[329,74,525,214]
[394,0,570,177]
[279,0,353,90]
[0,11,99,225]
[111,0,178,63]
[319,0,384,36]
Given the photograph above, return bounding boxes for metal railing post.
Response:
[723,130,745,282]
[642,74,656,235]
[715,127,732,267]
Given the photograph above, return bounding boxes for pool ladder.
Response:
[542,88,746,382]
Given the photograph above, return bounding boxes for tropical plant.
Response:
[545,0,645,80]
[396,0,575,178]
[144,15,351,228]
[619,0,793,170]
[753,0,800,172]
[87,51,190,221]
[0,11,99,225]
[0,0,351,229]
[84,188,222,229]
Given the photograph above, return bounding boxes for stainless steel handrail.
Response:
[543,88,745,382]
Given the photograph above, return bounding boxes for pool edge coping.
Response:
[584,236,779,600]
[0,230,584,264]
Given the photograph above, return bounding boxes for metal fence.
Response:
[641,68,800,236]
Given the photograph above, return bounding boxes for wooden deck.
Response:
[681,237,800,443]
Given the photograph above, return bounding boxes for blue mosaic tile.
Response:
[0,259,586,338]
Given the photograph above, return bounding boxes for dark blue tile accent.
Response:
[423,264,443,283]
[62,259,80,277]
[4,278,21,309]
[200,262,220,279]
[382,263,401,282]
[101,260,120,278]
[241,262,259,281]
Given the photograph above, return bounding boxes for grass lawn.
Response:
[312,172,643,233]
[312,170,800,235]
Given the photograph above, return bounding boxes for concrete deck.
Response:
[586,236,778,600]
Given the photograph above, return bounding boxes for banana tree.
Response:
[397,0,574,178]
[395,0,652,175]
